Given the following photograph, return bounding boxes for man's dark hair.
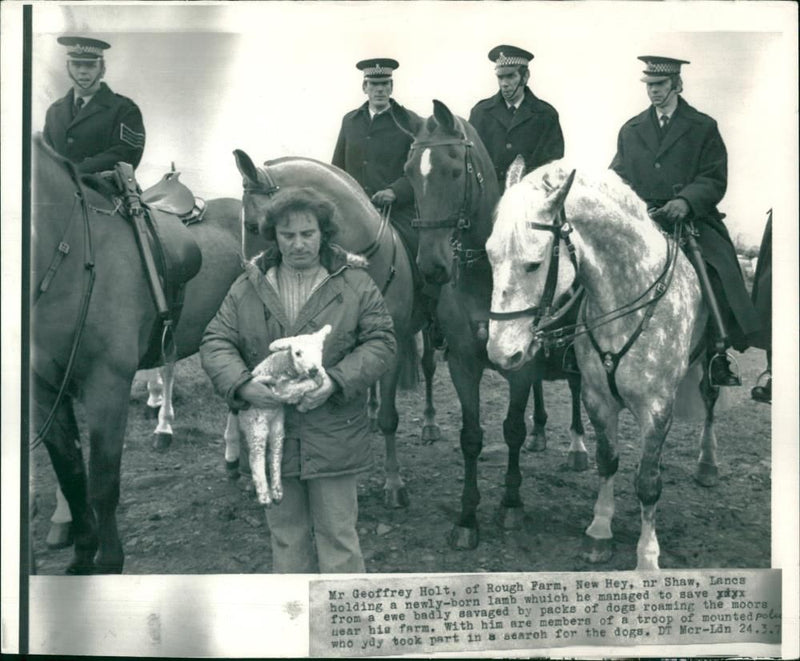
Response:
[259,187,340,247]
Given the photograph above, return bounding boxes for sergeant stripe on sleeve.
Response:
[120,123,145,149]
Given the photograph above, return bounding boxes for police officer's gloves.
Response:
[371,189,397,207]
[659,198,691,222]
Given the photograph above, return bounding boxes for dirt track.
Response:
[31,344,771,575]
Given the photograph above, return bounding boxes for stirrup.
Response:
[708,351,742,388]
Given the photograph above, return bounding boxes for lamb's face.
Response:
[286,324,332,381]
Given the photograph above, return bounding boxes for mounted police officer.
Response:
[332,58,422,253]
[469,45,564,191]
[610,56,762,387]
[44,36,145,174]
[332,58,446,347]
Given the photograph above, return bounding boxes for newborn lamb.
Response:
[238,324,331,507]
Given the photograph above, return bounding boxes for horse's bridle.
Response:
[488,193,684,403]
[488,206,580,331]
[409,136,488,272]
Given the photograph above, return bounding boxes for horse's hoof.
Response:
[422,425,441,444]
[524,433,547,452]
[225,459,240,480]
[152,432,172,452]
[498,506,525,530]
[449,525,479,550]
[582,536,613,563]
[46,521,74,549]
[693,461,719,488]
[384,486,410,509]
[568,450,589,472]
[145,406,160,420]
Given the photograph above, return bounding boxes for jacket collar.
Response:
[68,83,114,128]
[631,96,694,156]
[487,87,540,129]
[245,243,357,335]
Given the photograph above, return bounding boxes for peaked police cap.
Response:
[488,45,534,70]
[638,55,690,82]
[356,58,399,81]
[58,35,111,60]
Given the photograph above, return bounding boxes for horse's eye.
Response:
[295,350,302,357]
[452,168,461,179]
[524,262,541,273]
[246,222,259,235]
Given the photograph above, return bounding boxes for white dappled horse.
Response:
[486,162,719,570]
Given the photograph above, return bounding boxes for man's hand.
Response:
[296,371,337,412]
[659,197,690,222]
[237,378,283,408]
[371,189,397,207]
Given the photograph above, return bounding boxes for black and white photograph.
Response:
[1,1,797,658]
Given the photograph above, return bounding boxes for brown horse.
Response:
[403,101,585,549]
[231,150,436,507]
[31,135,243,573]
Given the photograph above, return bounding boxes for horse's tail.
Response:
[396,331,420,391]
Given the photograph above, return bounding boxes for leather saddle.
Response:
[142,170,206,225]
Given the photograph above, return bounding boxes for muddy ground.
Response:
[30,342,771,576]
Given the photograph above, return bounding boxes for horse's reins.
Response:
[245,166,399,294]
[32,166,97,450]
[409,135,488,275]
[488,188,683,404]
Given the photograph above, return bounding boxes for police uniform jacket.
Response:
[468,87,564,190]
[610,96,760,344]
[43,82,145,173]
[332,99,422,233]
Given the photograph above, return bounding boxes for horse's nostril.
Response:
[308,367,318,377]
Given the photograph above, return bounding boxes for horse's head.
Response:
[233,149,281,257]
[486,164,578,370]
[404,100,499,285]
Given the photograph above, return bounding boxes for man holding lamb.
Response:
[200,187,397,574]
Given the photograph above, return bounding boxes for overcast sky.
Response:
[28,1,798,247]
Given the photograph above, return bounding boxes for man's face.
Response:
[646,78,675,109]
[496,67,526,104]
[275,210,322,270]
[363,79,393,111]
[67,58,104,94]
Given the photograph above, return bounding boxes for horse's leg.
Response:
[83,368,135,574]
[367,384,379,433]
[377,366,409,508]
[498,371,531,529]
[35,389,98,574]
[152,363,174,452]
[46,485,73,549]
[224,410,242,480]
[446,353,484,550]
[694,360,721,487]
[583,391,620,564]
[421,328,441,443]
[634,408,673,570]
[144,368,163,420]
[566,373,589,471]
[524,378,547,452]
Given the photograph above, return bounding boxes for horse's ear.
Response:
[233,149,260,186]
[432,100,457,134]
[506,155,526,189]
[546,169,577,212]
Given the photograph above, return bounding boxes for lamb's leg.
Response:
[267,408,285,504]
[243,411,272,507]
